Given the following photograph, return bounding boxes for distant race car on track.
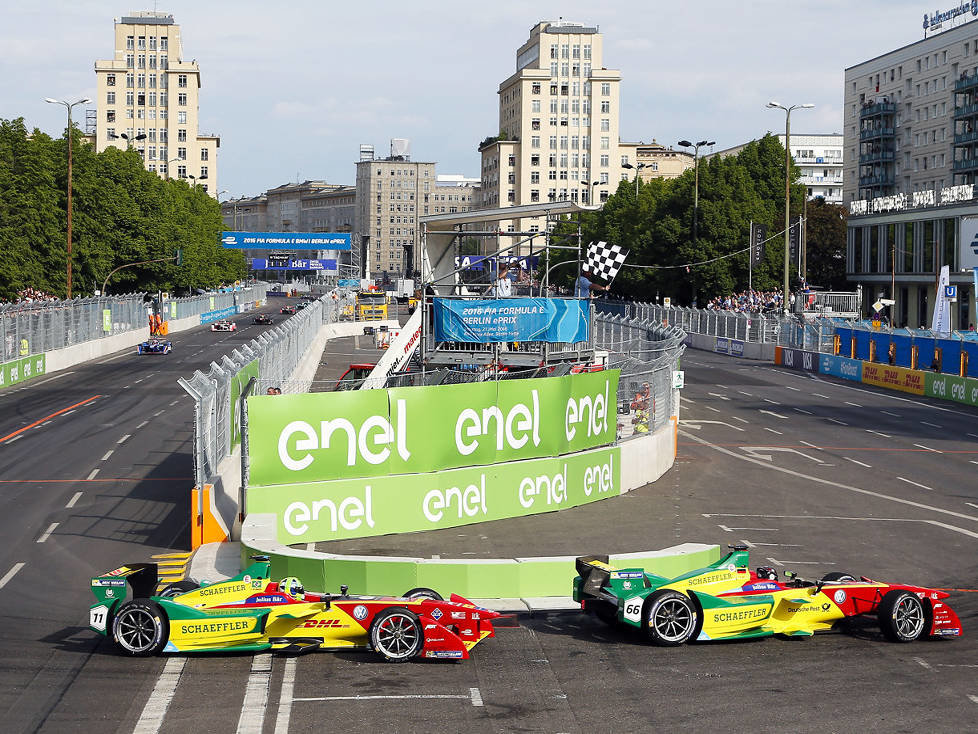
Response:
[253,313,273,325]
[574,544,962,646]
[90,556,499,662]
[280,305,296,314]
[136,338,172,355]
[211,319,237,332]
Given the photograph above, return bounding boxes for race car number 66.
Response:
[623,598,643,622]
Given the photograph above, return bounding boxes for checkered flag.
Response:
[585,241,629,283]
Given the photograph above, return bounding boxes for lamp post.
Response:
[587,180,601,205]
[45,96,91,300]
[677,139,715,252]
[621,162,648,196]
[186,173,208,190]
[766,101,814,315]
[109,132,146,149]
[165,157,182,180]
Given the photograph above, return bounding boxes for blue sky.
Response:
[1,0,951,197]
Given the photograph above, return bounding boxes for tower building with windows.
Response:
[94,11,219,193]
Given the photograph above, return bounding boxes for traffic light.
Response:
[175,248,183,266]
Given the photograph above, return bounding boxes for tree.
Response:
[804,197,847,289]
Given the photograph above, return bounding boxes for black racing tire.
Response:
[642,590,699,647]
[821,572,857,583]
[370,607,424,663]
[402,587,443,601]
[158,580,200,598]
[112,600,168,656]
[878,590,927,642]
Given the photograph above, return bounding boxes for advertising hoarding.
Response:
[432,298,589,344]
[221,232,352,250]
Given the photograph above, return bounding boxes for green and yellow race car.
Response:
[574,545,962,645]
[90,556,499,662]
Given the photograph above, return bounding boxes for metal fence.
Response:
[167,284,270,320]
[178,296,344,489]
[1,294,147,362]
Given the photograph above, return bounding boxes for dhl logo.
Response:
[300,619,348,629]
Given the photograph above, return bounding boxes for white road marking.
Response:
[134,379,144,384]
[708,392,730,401]
[969,694,978,705]
[784,386,800,391]
[738,391,753,396]
[715,384,728,388]
[117,434,131,444]
[746,542,802,547]
[968,433,978,439]
[733,416,749,423]
[913,657,932,671]
[0,563,25,589]
[295,694,478,704]
[273,657,296,734]
[101,450,114,461]
[153,410,165,417]
[5,435,23,444]
[913,443,942,453]
[705,405,721,413]
[37,522,58,543]
[881,410,900,417]
[768,558,833,566]
[136,420,149,430]
[827,418,848,425]
[845,457,872,468]
[98,352,130,363]
[169,400,179,406]
[898,477,933,491]
[237,653,273,734]
[63,409,75,415]
[765,557,784,567]
[66,492,82,508]
[40,421,51,427]
[86,469,100,480]
[793,408,812,414]
[680,397,695,404]
[965,502,978,510]
[763,398,781,405]
[132,658,186,734]
[866,429,892,438]
[813,393,830,399]
[739,539,756,548]
[470,688,484,707]
[798,440,823,451]
[845,401,862,407]
[759,409,787,419]
[920,421,942,428]
[718,524,732,532]
[764,427,783,435]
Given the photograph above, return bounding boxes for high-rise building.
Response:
[479,21,627,247]
[356,143,477,279]
[708,134,844,202]
[94,11,219,194]
[843,18,978,328]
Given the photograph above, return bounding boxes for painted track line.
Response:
[102,450,114,461]
[133,658,186,734]
[913,443,942,453]
[237,653,272,734]
[0,563,26,589]
[827,418,848,425]
[866,429,892,438]
[897,477,933,491]
[37,522,58,543]
[0,395,102,444]
[920,421,942,428]
[882,410,900,417]
[296,694,476,703]
[66,492,83,508]
[117,434,131,444]
[87,469,100,480]
[273,657,296,734]
[845,457,872,468]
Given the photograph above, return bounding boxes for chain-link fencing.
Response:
[178,296,343,489]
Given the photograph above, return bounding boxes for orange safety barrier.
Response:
[190,484,230,550]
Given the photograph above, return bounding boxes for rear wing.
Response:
[91,563,158,604]
[575,555,614,599]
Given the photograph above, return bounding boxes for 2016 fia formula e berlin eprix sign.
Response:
[220,232,351,250]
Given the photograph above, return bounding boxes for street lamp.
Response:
[186,173,208,189]
[621,162,648,197]
[45,96,91,300]
[587,180,601,205]
[109,132,146,149]
[165,157,182,180]
[677,139,715,253]
[766,101,814,315]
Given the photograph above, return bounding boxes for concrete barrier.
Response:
[683,331,775,361]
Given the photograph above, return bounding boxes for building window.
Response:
[106,110,115,123]
[160,54,167,69]
[531,136,540,148]
[137,36,146,50]
[138,55,145,69]
[532,83,541,94]
[160,37,168,51]
[177,147,186,160]
[160,93,168,106]
[600,154,609,167]
[177,165,186,178]
[530,190,540,202]
[600,137,610,150]
[126,35,134,50]
[551,62,559,76]
[137,93,145,106]
[149,36,157,51]
[600,101,610,114]
[651,161,659,171]
[178,74,187,88]
[178,129,187,142]
[126,91,134,105]
[126,54,134,68]
[601,82,610,96]
[137,74,145,88]
[530,154,540,166]
[201,148,208,161]
[200,166,208,178]
[530,171,540,183]
[106,74,116,87]
[126,73,134,88]
[106,92,115,105]
[508,154,516,166]
[531,100,540,113]
[178,93,187,106]
[600,173,609,184]
[600,119,610,132]
[148,92,156,106]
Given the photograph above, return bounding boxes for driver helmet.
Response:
[755,566,778,581]
[279,576,304,599]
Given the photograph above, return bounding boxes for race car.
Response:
[280,305,296,315]
[136,338,172,355]
[573,545,962,646]
[211,319,237,332]
[253,313,274,325]
[89,555,499,661]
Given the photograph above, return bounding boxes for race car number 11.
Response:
[90,605,109,632]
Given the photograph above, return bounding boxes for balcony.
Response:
[859,101,896,118]
[953,130,978,145]
[860,127,895,141]
[859,174,895,187]
[953,102,978,118]
[858,150,895,164]
[955,74,978,91]
[952,158,978,171]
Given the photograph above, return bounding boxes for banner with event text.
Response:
[432,298,589,344]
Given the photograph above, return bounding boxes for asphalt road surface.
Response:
[2,337,976,733]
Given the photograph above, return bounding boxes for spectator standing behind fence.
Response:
[489,263,512,298]
[705,288,782,314]
[575,265,608,299]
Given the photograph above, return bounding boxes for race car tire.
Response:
[878,590,927,642]
[158,580,200,598]
[370,607,424,663]
[402,587,443,601]
[643,590,698,646]
[112,600,168,656]
[820,572,857,583]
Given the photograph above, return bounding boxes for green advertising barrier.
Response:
[247,445,620,544]
[924,371,978,407]
[102,309,112,332]
[229,359,260,448]
[0,354,46,390]
[247,370,619,487]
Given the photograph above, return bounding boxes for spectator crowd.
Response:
[705,288,785,314]
[0,287,59,306]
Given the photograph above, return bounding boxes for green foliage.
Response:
[804,197,848,289]
[548,134,813,305]
[0,117,245,299]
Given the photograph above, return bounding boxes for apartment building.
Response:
[479,21,628,247]
[619,140,695,182]
[844,17,978,328]
[94,12,219,194]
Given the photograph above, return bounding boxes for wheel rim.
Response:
[894,596,924,639]
[652,598,694,642]
[376,614,420,658]
[116,608,159,653]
